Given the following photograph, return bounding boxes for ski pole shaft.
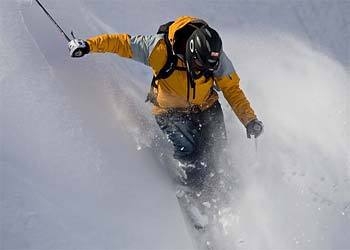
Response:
[34,0,71,42]
[254,138,258,153]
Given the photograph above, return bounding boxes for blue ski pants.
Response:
[155,101,227,185]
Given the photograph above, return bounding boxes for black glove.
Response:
[246,118,264,139]
[68,39,90,57]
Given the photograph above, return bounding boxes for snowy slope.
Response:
[1,0,350,249]
[1,1,193,249]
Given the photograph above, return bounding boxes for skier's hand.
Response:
[68,39,90,58]
[246,118,264,139]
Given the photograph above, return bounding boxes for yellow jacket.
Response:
[86,16,256,126]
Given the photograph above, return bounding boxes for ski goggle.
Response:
[192,55,219,72]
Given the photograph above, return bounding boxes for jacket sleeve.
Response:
[86,33,164,67]
[86,34,133,58]
[214,52,257,126]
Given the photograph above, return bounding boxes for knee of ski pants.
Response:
[155,115,199,162]
[172,135,196,162]
[165,126,198,162]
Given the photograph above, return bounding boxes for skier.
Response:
[68,16,263,187]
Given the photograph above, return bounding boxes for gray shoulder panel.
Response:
[130,34,164,66]
[213,51,236,77]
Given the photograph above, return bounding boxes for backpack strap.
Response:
[146,22,179,104]
[154,33,178,80]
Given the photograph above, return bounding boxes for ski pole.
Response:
[253,123,261,153]
[254,138,258,153]
[34,0,71,42]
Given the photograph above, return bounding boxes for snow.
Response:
[1,0,350,249]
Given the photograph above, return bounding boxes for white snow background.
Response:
[1,0,349,249]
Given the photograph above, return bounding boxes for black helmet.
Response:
[185,25,222,79]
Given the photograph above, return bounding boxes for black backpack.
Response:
[145,20,211,104]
